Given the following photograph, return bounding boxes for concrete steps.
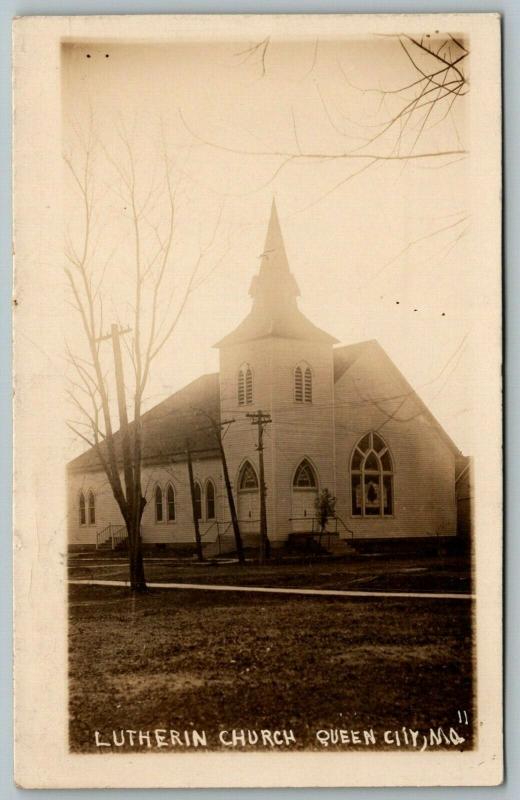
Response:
[204,532,261,558]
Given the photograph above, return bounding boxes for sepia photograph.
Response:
[13,13,502,788]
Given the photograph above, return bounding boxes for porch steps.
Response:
[287,531,357,557]
[203,532,261,558]
[325,537,358,557]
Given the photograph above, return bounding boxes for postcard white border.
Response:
[12,12,502,788]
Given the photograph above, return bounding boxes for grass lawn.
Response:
[69,583,474,752]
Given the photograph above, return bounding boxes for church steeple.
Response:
[215,200,338,348]
[249,199,300,314]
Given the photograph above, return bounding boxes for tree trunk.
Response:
[127,517,146,592]
[218,440,245,564]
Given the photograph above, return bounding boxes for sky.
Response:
[61,32,475,454]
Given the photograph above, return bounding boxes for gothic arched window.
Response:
[166,484,176,522]
[293,459,318,489]
[206,480,216,520]
[294,363,312,403]
[155,485,163,522]
[294,366,303,402]
[238,369,245,405]
[245,367,253,404]
[194,482,202,521]
[79,492,86,526]
[238,461,259,491]
[350,432,394,517]
[88,490,96,525]
[238,364,253,406]
[304,367,312,403]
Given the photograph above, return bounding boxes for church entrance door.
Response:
[291,489,318,532]
[238,490,260,534]
[291,460,319,532]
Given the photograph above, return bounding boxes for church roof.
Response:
[68,338,461,474]
[215,200,338,348]
[333,340,375,382]
[67,373,220,473]
[333,339,461,456]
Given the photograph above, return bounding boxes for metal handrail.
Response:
[289,515,320,533]
[200,519,220,541]
[333,515,356,540]
[95,524,112,550]
[208,520,261,557]
[95,523,128,550]
[288,515,355,545]
[217,521,233,538]
[111,525,128,549]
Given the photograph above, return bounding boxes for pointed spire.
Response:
[249,199,300,312]
[214,199,338,348]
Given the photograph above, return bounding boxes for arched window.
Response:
[351,432,394,517]
[245,367,253,404]
[166,484,176,522]
[238,364,253,406]
[293,459,318,489]
[238,461,259,491]
[155,485,163,522]
[238,369,245,405]
[79,492,86,526]
[206,480,216,520]
[294,366,303,402]
[88,491,96,525]
[194,482,202,521]
[304,367,312,403]
[294,363,312,403]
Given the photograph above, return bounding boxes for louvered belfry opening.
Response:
[294,366,303,401]
[295,364,312,403]
[238,364,253,405]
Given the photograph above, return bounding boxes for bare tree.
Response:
[64,122,223,591]
[181,33,469,200]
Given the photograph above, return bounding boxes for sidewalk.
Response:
[68,579,474,600]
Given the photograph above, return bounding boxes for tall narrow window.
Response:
[238,364,253,406]
[304,367,312,403]
[294,366,303,402]
[295,363,312,403]
[245,367,253,404]
[79,492,86,526]
[237,364,253,406]
[155,485,163,522]
[194,482,202,521]
[166,484,176,522]
[238,369,245,405]
[88,491,96,525]
[206,480,216,520]
[350,432,394,517]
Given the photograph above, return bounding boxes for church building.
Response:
[67,201,464,552]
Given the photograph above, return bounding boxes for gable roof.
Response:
[334,339,461,456]
[333,340,375,383]
[67,373,220,473]
[69,338,462,475]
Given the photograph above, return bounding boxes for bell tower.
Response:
[215,201,338,543]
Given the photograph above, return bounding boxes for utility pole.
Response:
[186,438,204,562]
[192,408,245,564]
[246,409,272,564]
